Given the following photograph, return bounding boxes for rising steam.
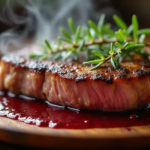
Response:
[0,0,117,55]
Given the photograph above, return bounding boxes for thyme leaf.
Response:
[68,18,76,34]
[29,14,150,70]
[132,15,139,41]
[113,15,128,30]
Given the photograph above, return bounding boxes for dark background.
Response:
[0,0,150,149]
[0,0,150,33]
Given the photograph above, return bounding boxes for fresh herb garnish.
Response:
[30,14,150,70]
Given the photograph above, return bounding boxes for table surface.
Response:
[0,141,150,150]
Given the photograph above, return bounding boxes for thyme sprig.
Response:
[83,42,144,70]
[30,15,150,70]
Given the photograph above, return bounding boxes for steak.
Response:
[1,46,150,111]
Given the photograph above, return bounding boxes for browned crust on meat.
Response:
[2,48,150,111]
[2,52,150,85]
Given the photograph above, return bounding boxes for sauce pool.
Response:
[1,92,150,129]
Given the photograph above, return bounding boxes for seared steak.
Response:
[1,46,150,111]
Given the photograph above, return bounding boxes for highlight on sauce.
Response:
[0,91,150,129]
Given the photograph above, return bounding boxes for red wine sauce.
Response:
[0,92,150,129]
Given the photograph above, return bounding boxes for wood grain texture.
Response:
[0,117,150,149]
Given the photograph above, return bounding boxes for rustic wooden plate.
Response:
[0,117,150,149]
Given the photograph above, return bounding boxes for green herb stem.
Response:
[30,14,150,70]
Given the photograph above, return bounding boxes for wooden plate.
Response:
[0,117,150,149]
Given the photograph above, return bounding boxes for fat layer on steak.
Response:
[1,47,150,111]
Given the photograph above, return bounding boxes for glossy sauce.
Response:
[0,92,150,129]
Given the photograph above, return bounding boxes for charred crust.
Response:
[93,73,113,84]
[145,70,150,74]
[29,63,48,73]
[135,70,143,77]
[118,67,129,74]
[93,73,103,81]
[11,62,28,69]
[105,75,113,84]
[133,69,140,72]
[47,66,64,74]
[117,73,127,79]
[47,66,77,79]
[75,74,87,82]
[136,72,143,77]
[116,67,129,79]
[59,73,77,79]
[140,60,150,68]
[75,78,86,82]
[59,72,77,79]
[133,68,150,77]
[3,53,150,82]
[136,69,150,77]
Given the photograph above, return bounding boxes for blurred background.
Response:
[0,0,149,54]
[0,0,150,149]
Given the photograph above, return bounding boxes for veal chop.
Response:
[1,47,150,112]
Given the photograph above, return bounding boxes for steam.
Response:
[25,0,92,41]
[0,0,117,55]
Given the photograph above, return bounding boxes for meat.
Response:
[1,47,150,111]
